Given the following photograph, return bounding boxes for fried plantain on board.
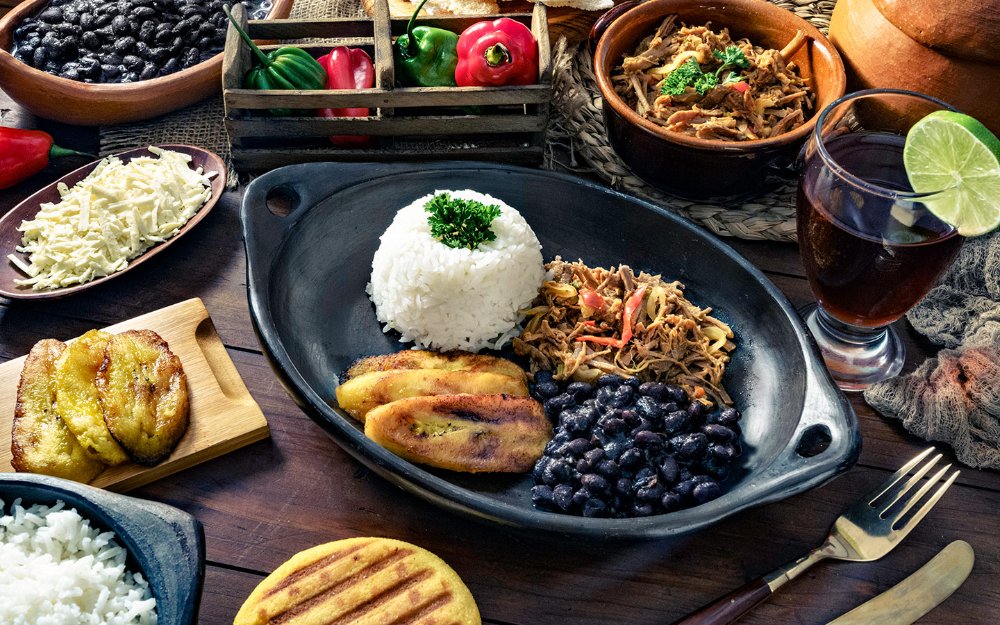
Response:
[364,394,551,473]
[335,369,529,421]
[344,350,526,384]
[97,330,189,466]
[54,329,129,466]
[11,339,106,483]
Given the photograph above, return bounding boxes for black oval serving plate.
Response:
[240,162,861,540]
[0,473,205,623]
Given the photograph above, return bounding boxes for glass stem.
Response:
[813,306,888,345]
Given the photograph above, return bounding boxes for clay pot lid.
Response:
[872,0,1000,62]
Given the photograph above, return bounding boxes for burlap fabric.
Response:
[99,0,833,239]
[864,231,1000,471]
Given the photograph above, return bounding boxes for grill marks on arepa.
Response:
[235,538,481,625]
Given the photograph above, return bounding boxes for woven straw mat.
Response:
[99,0,835,240]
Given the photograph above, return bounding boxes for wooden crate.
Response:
[222,0,552,171]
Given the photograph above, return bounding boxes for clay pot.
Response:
[830,0,1000,135]
[592,0,846,201]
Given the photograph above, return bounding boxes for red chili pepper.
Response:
[576,284,647,349]
[0,127,93,190]
[731,81,750,93]
[316,47,376,147]
[455,18,538,87]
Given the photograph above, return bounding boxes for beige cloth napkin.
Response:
[864,231,1000,470]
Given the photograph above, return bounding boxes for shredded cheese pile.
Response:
[8,146,215,290]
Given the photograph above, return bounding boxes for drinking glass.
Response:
[796,89,963,391]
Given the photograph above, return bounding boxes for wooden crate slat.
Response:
[225,85,551,108]
[372,0,395,91]
[227,114,546,135]
[245,19,375,39]
[231,146,544,170]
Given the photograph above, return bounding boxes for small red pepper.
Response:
[0,127,93,190]
[731,81,750,93]
[455,18,538,87]
[316,47,376,147]
[580,289,605,310]
[576,284,647,349]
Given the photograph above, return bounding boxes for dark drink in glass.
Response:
[798,132,962,328]
[796,90,963,391]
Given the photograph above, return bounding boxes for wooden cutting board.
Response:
[0,298,270,492]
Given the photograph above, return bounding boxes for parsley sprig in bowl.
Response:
[591,0,846,200]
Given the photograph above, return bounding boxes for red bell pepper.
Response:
[0,127,93,190]
[455,18,538,87]
[317,47,376,147]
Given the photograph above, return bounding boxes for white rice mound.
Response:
[368,189,545,351]
[0,498,158,625]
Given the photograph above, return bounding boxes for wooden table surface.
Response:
[2,93,998,625]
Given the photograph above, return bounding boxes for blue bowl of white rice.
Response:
[0,473,204,625]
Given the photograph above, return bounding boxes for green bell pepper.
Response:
[224,5,327,116]
[393,0,459,87]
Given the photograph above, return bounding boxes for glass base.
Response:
[799,302,905,392]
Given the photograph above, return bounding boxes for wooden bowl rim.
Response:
[593,0,847,151]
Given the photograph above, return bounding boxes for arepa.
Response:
[234,537,481,625]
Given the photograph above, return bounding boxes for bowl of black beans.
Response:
[0,0,293,125]
[530,373,743,519]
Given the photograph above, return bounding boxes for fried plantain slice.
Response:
[364,394,551,473]
[11,339,106,482]
[344,350,526,383]
[97,330,189,466]
[335,369,529,422]
[234,537,481,625]
[54,329,129,466]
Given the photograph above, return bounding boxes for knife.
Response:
[825,541,975,625]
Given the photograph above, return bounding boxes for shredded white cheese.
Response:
[8,146,216,291]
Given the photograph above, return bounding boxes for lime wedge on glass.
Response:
[903,110,1000,236]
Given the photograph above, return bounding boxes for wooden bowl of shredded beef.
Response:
[592,0,845,201]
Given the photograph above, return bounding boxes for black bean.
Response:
[552,484,574,511]
[716,407,741,426]
[532,456,550,481]
[599,416,626,435]
[659,456,679,484]
[80,31,99,49]
[661,492,684,511]
[534,381,559,399]
[100,63,121,79]
[595,459,620,480]
[692,480,722,504]
[542,460,571,486]
[711,444,737,462]
[198,22,217,39]
[634,430,663,450]
[79,12,93,29]
[596,374,624,388]
[602,438,626,462]
[32,46,47,68]
[138,62,158,81]
[534,370,553,384]
[572,488,590,507]
[113,36,135,54]
[636,482,664,502]
[674,479,697,499]
[688,400,708,420]
[636,396,662,420]
[161,57,179,74]
[582,498,608,518]
[581,473,609,496]
[703,423,736,442]
[665,385,688,404]
[531,485,556,510]
[663,410,689,434]
[39,7,63,22]
[618,447,643,470]
[630,501,654,517]
[614,384,635,405]
[563,437,591,457]
[678,433,708,460]
[60,67,80,80]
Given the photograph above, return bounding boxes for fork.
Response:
[669,447,960,625]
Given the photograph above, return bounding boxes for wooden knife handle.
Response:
[667,577,773,625]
